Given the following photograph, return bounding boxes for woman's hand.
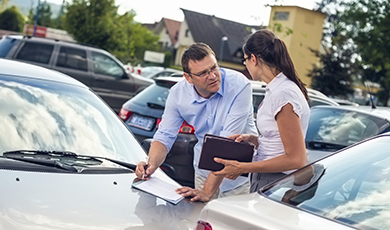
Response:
[176,187,212,202]
[228,134,258,148]
[212,158,244,180]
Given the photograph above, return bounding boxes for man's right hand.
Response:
[135,161,157,180]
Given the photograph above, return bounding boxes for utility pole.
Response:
[33,0,40,36]
[219,36,228,64]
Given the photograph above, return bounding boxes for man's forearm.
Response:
[148,141,168,167]
[202,173,225,199]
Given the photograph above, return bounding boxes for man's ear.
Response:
[183,73,193,84]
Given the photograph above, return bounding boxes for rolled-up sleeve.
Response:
[152,89,184,152]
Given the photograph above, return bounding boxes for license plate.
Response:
[128,114,155,131]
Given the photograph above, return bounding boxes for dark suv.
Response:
[0,35,153,112]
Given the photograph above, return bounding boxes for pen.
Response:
[142,156,149,180]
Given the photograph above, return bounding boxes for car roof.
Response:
[312,105,390,120]
[0,58,87,87]
[3,34,114,56]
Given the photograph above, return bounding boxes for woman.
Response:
[213,29,310,192]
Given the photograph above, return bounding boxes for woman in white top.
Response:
[214,29,311,192]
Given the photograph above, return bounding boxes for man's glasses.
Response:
[188,63,219,78]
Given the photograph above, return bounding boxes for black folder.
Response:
[198,134,255,176]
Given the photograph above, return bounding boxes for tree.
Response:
[63,0,159,64]
[308,43,356,98]
[339,0,390,106]
[64,0,120,52]
[307,0,357,98]
[0,6,25,32]
[28,1,53,27]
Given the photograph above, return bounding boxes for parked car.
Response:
[196,132,390,230]
[0,35,153,112]
[0,59,204,230]
[306,105,390,163]
[140,66,182,79]
[119,75,340,187]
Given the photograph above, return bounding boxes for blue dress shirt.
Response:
[153,68,258,192]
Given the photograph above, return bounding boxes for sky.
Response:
[46,0,319,26]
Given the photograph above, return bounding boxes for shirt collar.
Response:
[265,72,287,92]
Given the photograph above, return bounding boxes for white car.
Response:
[197,132,390,230]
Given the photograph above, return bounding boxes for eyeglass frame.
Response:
[187,63,220,78]
[241,55,251,65]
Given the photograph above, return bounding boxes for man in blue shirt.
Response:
[136,43,258,202]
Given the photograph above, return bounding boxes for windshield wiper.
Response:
[2,150,137,171]
[147,102,164,109]
[306,141,348,150]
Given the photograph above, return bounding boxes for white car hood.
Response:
[0,169,203,230]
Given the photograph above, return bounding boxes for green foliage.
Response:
[28,1,53,27]
[339,0,390,106]
[63,1,159,64]
[0,6,25,32]
[308,44,356,98]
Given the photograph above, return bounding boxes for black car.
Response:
[0,35,153,112]
[119,75,340,188]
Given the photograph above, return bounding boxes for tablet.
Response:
[198,134,255,176]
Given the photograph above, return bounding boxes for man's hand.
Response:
[212,158,244,180]
[135,161,157,180]
[176,186,212,202]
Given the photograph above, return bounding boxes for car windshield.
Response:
[0,74,146,164]
[262,135,390,229]
[305,107,389,148]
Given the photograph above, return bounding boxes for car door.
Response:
[53,45,93,87]
[90,50,136,112]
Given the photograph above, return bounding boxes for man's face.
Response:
[184,54,221,99]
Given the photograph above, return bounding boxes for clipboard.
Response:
[198,134,255,176]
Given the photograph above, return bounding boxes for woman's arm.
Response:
[214,103,306,178]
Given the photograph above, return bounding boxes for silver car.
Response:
[197,132,390,230]
[0,59,203,230]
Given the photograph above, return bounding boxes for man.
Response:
[136,42,258,202]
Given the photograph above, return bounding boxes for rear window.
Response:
[0,37,15,58]
[131,83,172,108]
[15,42,54,64]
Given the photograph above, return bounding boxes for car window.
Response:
[305,108,388,146]
[91,51,124,78]
[0,37,15,58]
[56,46,88,71]
[0,75,145,164]
[15,42,54,64]
[131,83,170,108]
[263,136,390,230]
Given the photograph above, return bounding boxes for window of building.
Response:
[185,29,190,37]
[15,42,54,64]
[274,11,290,21]
[56,46,88,71]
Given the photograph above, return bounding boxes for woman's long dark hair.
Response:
[243,29,309,100]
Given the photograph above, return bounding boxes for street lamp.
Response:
[219,36,228,64]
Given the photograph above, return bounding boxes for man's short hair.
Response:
[181,43,216,73]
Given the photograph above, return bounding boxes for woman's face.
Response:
[244,53,263,82]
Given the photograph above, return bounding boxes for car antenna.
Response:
[365,80,376,109]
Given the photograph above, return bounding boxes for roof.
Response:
[161,18,181,46]
[181,8,263,63]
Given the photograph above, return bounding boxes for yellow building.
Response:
[268,6,326,86]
